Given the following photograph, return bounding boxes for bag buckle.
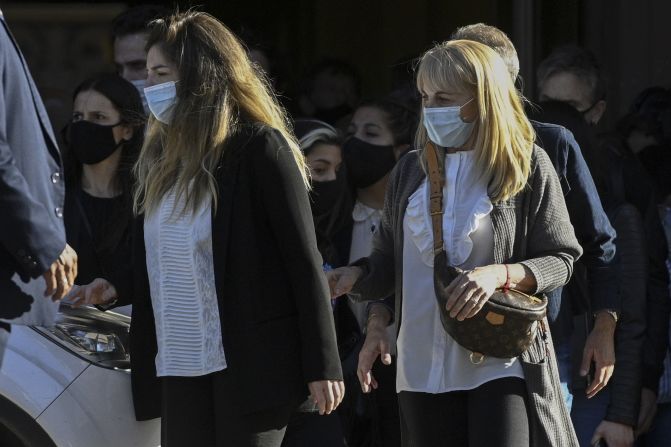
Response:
[469,352,485,365]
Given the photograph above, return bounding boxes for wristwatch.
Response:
[594,308,619,323]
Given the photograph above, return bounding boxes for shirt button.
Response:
[55,207,63,218]
[51,172,61,184]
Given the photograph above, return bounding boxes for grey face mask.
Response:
[144,81,177,124]
[423,98,475,148]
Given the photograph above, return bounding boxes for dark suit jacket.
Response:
[532,120,617,325]
[115,122,342,420]
[0,14,65,319]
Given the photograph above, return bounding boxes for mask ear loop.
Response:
[459,97,475,122]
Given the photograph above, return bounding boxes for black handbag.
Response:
[426,142,547,360]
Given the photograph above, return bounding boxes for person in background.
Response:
[537,46,671,439]
[111,4,169,109]
[328,39,582,446]
[637,142,671,447]
[282,119,352,447]
[61,73,144,301]
[616,87,671,157]
[537,46,607,127]
[530,100,647,447]
[73,11,343,446]
[293,119,353,269]
[297,59,362,128]
[0,10,77,361]
[346,96,418,447]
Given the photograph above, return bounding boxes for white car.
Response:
[0,305,160,447]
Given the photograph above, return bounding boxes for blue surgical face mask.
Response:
[144,81,177,124]
[423,98,475,148]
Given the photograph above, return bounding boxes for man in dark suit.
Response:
[0,10,78,361]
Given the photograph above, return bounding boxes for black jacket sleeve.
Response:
[534,122,618,313]
[256,128,342,383]
[561,129,618,312]
[615,154,671,393]
[604,204,647,427]
[639,189,671,393]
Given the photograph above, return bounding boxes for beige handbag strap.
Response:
[426,142,445,255]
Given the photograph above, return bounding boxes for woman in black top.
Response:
[62,73,144,296]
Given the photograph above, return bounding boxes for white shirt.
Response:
[397,150,524,394]
[348,200,397,355]
[144,190,227,377]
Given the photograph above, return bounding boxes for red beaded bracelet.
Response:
[503,264,511,292]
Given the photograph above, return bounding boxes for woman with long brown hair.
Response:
[76,10,343,446]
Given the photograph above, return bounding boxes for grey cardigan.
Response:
[350,146,582,446]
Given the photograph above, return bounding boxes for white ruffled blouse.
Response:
[397,150,524,394]
[144,189,227,377]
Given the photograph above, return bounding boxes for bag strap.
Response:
[426,142,445,256]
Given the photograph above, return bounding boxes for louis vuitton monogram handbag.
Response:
[426,142,547,360]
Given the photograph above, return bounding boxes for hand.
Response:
[65,278,117,308]
[358,312,392,393]
[326,266,363,298]
[445,265,504,320]
[591,420,634,447]
[580,313,616,398]
[307,380,345,415]
[635,387,658,436]
[43,244,78,301]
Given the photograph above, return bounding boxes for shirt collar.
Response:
[352,200,381,222]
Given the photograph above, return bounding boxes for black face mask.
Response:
[343,137,396,188]
[310,175,344,217]
[64,120,124,165]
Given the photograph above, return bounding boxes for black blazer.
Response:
[117,122,343,420]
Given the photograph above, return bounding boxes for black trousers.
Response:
[161,370,296,447]
[398,377,529,447]
[371,357,401,447]
[281,405,345,447]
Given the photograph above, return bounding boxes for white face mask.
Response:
[144,81,177,124]
[423,98,475,148]
[130,79,149,114]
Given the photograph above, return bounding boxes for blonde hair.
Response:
[415,39,535,203]
[133,10,308,216]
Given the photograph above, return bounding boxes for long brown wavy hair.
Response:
[133,10,307,216]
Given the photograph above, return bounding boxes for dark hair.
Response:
[111,5,170,40]
[617,86,671,145]
[537,45,607,104]
[294,119,342,154]
[357,94,420,146]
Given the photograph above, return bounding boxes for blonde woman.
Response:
[327,40,582,446]
[75,10,343,447]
